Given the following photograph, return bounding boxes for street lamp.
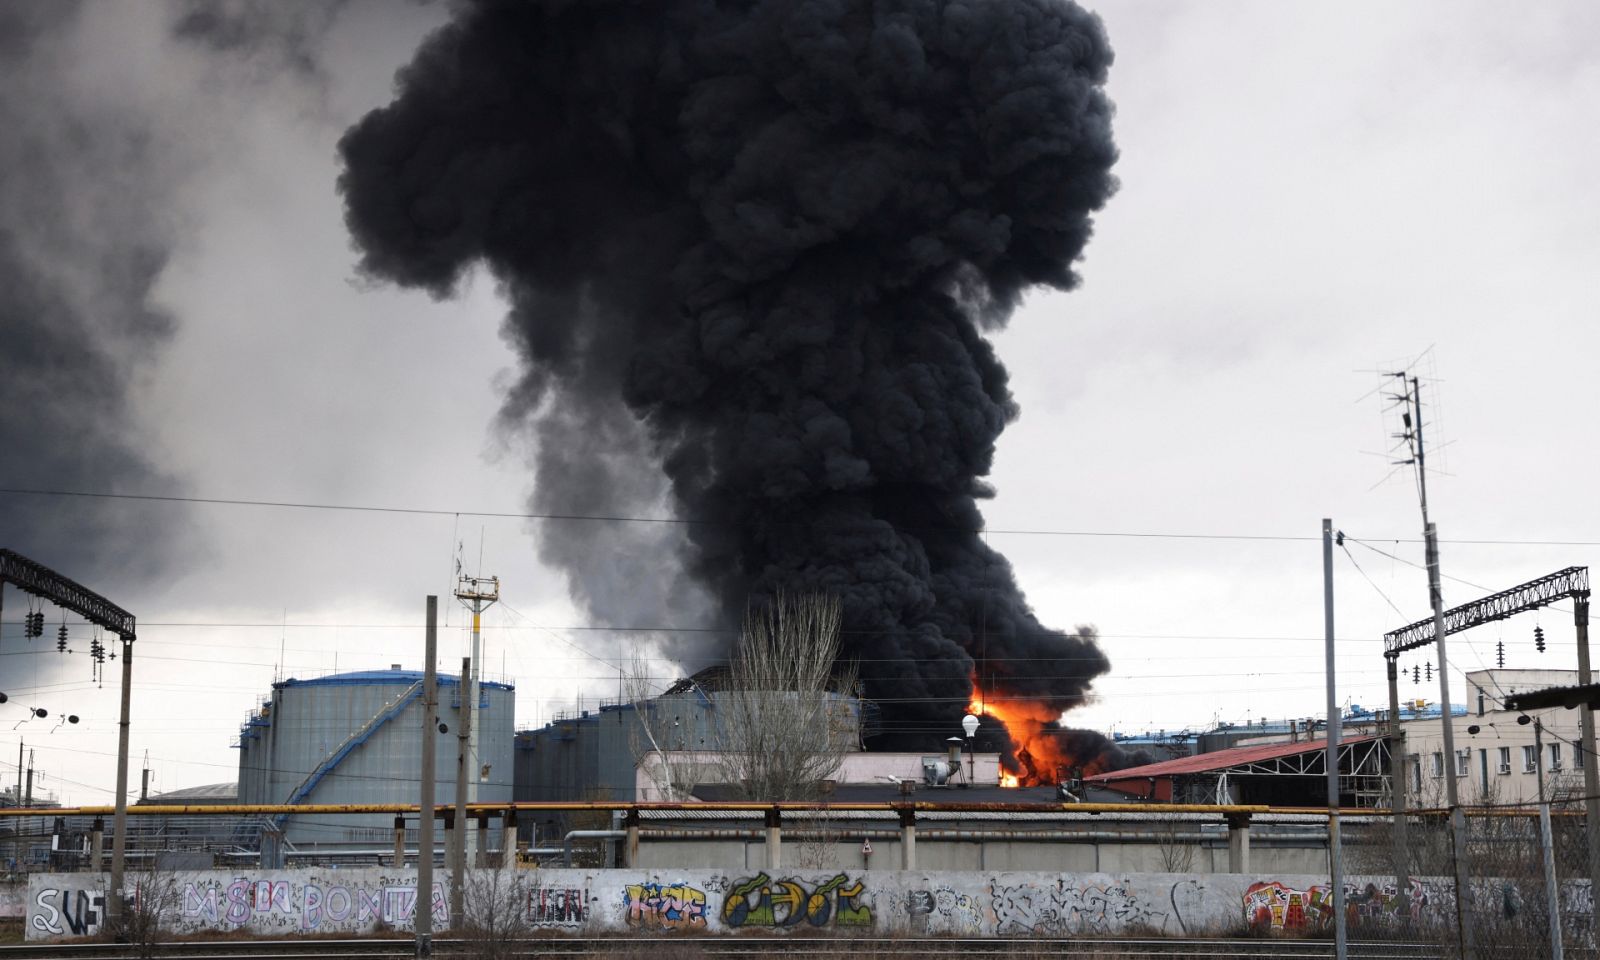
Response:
[962,714,979,785]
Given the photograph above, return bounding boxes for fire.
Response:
[969,676,1088,788]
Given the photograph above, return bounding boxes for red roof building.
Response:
[1082,735,1390,807]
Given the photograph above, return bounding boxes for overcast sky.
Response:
[2,0,1597,805]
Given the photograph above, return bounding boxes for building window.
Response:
[1550,744,1563,770]
[1410,753,1422,792]
[1578,746,1586,770]
[1498,747,1511,775]
[1431,752,1444,777]
[1523,745,1538,773]
[1479,749,1489,794]
[1455,750,1470,777]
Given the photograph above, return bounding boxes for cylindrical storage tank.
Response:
[236,668,514,854]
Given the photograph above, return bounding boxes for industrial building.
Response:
[1344,668,1588,807]
[236,667,514,858]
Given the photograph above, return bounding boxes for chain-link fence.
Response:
[1340,796,1596,958]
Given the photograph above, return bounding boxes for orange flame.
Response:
[969,674,1090,787]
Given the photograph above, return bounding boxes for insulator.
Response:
[1425,662,1433,682]
[1535,625,1546,654]
[56,634,66,653]
[1413,665,1421,685]
[1496,640,1505,669]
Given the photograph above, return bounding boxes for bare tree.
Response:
[457,866,531,960]
[713,592,858,801]
[625,653,714,802]
[107,862,180,960]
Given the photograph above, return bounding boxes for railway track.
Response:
[0,937,1446,960]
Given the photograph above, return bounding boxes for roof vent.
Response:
[391,663,402,671]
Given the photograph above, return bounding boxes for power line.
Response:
[6,486,1600,545]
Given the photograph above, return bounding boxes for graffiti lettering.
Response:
[624,881,706,929]
[528,887,587,927]
[990,881,1170,936]
[722,873,872,929]
[1244,878,1440,933]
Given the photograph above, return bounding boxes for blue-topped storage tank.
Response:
[236,667,514,854]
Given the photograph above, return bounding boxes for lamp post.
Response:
[961,714,979,784]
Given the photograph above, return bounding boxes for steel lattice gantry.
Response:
[0,548,138,926]
[1384,566,1588,657]
[0,549,136,640]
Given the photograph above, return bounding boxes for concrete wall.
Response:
[630,836,1330,875]
[21,867,1593,940]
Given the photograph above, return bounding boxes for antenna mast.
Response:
[1387,370,1474,959]
[453,572,499,866]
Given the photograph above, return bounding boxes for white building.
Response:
[1356,669,1588,807]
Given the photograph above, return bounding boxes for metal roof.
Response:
[1084,735,1381,782]
[276,669,513,691]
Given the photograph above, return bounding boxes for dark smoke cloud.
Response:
[0,3,188,587]
[340,0,1120,753]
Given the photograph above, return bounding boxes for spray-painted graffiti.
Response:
[624,881,706,929]
[988,880,1171,935]
[30,887,105,937]
[904,885,982,934]
[179,876,447,932]
[23,868,1577,941]
[722,873,872,929]
[1245,878,1439,932]
[528,886,588,927]
[27,872,448,939]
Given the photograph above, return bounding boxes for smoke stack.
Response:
[339,0,1121,771]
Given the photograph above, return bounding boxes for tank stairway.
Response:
[273,680,425,828]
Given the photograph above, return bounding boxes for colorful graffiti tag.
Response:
[1244,881,1321,932]
[1244,878,1436,932]
[722,873,872,929]
[624,881,707,929]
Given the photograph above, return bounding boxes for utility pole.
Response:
[452,574,498,866]
[1574,596,1600,940]
[1528,717,1564,960]
[1323,520,1348,960]
[1384,653,1410,915]
[450,655,471,923]
[1390,372,1474,958]
[417,596,438,959]
[109,633,134,933]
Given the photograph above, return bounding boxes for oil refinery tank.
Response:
[236,667,513,856]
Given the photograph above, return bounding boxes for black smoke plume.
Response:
[0,3,186,587]
[340,0,1121,758]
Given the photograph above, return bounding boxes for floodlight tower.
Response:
[453,574,498,863]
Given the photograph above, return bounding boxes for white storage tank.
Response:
[236,667,513,854]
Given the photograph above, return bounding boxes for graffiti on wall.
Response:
[27,873,448,939]
[25,868,1559,941]
[624,881,707,929]
[988,879,1175,936]
[179,877,447,931]
[722,873,872,929]
[904,885,983,934]
[1244,878,1439,933]
[30,887,105,937]
[528,886,588,927]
